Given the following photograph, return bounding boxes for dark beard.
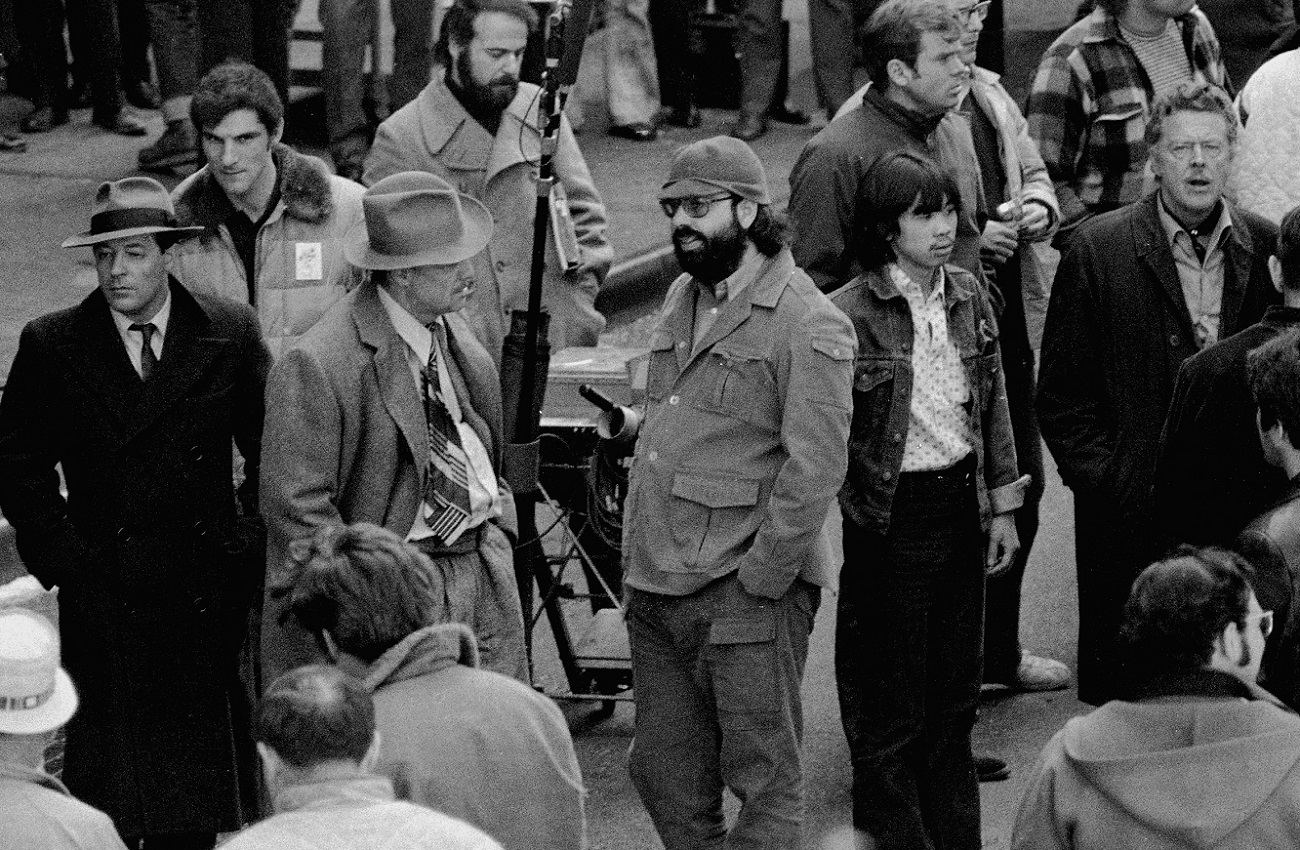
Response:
[672,216,747,285]
[455,50,519,116]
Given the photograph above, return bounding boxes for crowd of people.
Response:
[4,0,1300,848]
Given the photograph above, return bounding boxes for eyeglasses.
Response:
[956,1,991,23]
[660,193,735,219]
[1244,609,1274,640]
[1165,140,1229,162]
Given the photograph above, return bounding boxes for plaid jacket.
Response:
[1025,5,1228,235]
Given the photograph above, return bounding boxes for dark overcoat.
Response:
[0,281,271,837]
[1036,192,1278,704]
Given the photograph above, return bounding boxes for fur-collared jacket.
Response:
[169,144,366,357]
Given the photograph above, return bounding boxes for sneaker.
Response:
[138,120,198,170]
[1013,652,1072,692]
[976,755,1010,782]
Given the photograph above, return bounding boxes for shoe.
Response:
[138,120,198,170]
[660,104,701,128]
[94,113,148,137]
[609,122,658,141]
[976,755,1010,782]
[125,80,161,110]
[1011,652,1072,692]
[770,102,810,125]
[729,112,767,141]
[21,107,69,133]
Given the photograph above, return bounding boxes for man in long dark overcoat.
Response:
[0,177,272,849]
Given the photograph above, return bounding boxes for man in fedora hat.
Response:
[623,136,856,849]
[0,608,129,850]
[260,171,528,684]
[0,176,272,849]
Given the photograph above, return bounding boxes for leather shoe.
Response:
[770,102,811,125]
[660,104,701,128]
[125,80,161,110]
[976,755,1010,782]
[609,122,658,142]
[729,112,768,142]
[1008,652,1072,692]
[94,113,148,137]
[138,120,198,170]
[21,107,69,133]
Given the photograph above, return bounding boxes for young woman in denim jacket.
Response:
[829,150,1027,850]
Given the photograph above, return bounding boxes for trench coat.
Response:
[0,282,272,837]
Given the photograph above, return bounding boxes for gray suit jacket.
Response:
[259,281,516,680]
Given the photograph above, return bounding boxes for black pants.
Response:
[837,458,984,850]
[195,0,297,106]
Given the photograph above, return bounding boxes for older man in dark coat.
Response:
[0,177,272,849]
[1037,84,1278,706]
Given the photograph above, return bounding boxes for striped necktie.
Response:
[129,322,158,380]
[422,322,473,544]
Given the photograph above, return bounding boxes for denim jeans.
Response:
[628,573,820,850]
[837,459,984,850]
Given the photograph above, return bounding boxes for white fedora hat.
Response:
[0,608,78,736]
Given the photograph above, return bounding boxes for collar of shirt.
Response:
[889,262,948,306]
[1157,193,1233,256]
[111,285,173,361]
[376,286,466,420]
[694,248,764,303]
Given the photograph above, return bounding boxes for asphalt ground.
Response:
[0,1,1090,847]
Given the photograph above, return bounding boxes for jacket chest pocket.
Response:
[646,332,679,403]
[697,347,778,430]
[850,358,897,441]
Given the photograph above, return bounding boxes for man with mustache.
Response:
[364,0,612,362]
[622,136,856,850]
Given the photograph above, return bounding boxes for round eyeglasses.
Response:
[957,1,991,22]
[660,193,735,219]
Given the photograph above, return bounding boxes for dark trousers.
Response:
[195,0,297,106]
[649,0,694,110]
[837,461,984,850]
[143,0,198,103]
[118,0,150,87]
[65,0,126,120]
[12,0,68,109]
[808,0,883,114]
[628,573,820,850]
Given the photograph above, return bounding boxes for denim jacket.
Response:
[830,264,1026,534]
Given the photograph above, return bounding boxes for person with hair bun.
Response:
[830,149,1025,850]
[284,523,586,850]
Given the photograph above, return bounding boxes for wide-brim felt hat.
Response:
[344,171,494,271]
[0,608,78,736]
[62,176,204,248]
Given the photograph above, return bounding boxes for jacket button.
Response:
[495,260,506,272]
[882,471,892,481]
[893,433,902,442]
[189,445,204,461]
[669,395,679,405]
[677,341,687,349]
[117,526,134,544]
[648,450,658,461]
[1169,333,1179,346]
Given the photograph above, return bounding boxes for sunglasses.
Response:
[660,193,735,219]
[957,0,992,22]
[1244,609,1274,639]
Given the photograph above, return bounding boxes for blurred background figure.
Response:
[196,0,299,108]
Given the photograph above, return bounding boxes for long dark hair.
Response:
[854,150,961,271]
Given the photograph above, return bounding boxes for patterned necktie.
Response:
[129,322,158,380]
[422,322,473,544]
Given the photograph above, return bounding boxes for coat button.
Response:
[1169,333,1179,346]
[117,526,134,543]
[648,450,658,461]
[189,445,204,461]
[882,471,891,481]
[677,341,687,349]
[892,433,902,442]
[495,260,506,272]
[669,395,679,405]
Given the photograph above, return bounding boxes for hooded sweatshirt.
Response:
[1012,671,1300,849]
[350,623,587,850]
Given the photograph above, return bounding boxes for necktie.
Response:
[129,322,158,380]
[422,323,473,545]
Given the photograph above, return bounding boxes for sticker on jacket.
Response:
[296,242,323,281]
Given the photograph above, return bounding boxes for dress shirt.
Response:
[692,250,762,352]
[378,287,500,539]
[891,263,973,471]
[1158,194,1233,349]
[109,289,172,378]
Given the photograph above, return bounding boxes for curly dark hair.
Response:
[190,60,283,135]
[434,0,539,68]
[853,150,961,271]
[1248,327,1300,450]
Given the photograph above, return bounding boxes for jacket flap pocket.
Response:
[854,361,894,392]
[650,331,676,352]
[811,335,854,361]
[671,473,761,508]
[710,618,776,644]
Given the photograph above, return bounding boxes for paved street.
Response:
[0,1,1094,847]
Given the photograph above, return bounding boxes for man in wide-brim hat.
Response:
[260,171,528,685]
[0,177,273,848]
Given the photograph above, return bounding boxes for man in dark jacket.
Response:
[1157,204,1300,548]
[1038,83,1278,705]
[0,177,272,849]
[1236,324,1300,710]
[788,0,985,291]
